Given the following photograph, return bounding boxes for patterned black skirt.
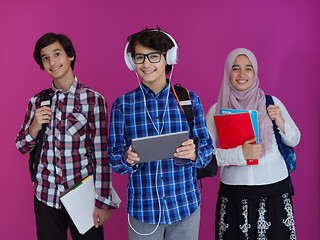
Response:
[215,177,296,240]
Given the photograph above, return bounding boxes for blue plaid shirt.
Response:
[107,82,213,224]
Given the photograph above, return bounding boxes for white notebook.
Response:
[60,175,121,234]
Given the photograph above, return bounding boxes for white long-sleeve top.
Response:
[206,96,301,186]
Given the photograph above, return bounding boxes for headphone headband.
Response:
[124,30,178,71]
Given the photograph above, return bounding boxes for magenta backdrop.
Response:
[1,0,319,239]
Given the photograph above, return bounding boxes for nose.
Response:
[142,56,152,67]
[49,57,56,66]
[238,69,246,76]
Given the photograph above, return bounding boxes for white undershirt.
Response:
[206,96,301,186]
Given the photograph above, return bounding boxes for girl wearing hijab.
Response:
[206,48,300,239]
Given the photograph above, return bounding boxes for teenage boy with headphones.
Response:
[16,33,119,240]
[107,28,213,239]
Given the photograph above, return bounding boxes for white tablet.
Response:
[132,131,189,163]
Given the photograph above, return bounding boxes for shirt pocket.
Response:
[67,112,87,136]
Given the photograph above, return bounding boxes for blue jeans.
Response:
[128,206,200,240]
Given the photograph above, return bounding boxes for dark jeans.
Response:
[34,196,104,240]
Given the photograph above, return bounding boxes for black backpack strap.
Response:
[29,88,52,182]
[172,84,194,135]
[40,88,52,107]
[172,84,218,186]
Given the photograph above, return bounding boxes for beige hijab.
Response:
[215,48,273,155]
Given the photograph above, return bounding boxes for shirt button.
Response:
[163,197,166,199]
[58,185,65,192]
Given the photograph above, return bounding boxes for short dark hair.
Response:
[33,32,76,70]
[127,27,175,74]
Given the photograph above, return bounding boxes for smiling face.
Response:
[40,41,74,83]
[134,43,167,93]
[229,55,255,91]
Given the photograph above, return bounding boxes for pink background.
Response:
[1,0,319,239]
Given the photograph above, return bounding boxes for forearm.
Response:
[107,102,140,174]
[190,94,214,167]
[215,146,247,166]
[94,154,120,209]
[206,104,246,166]
[192,137,214,168]
[16,128,37,154]
[273,96,301,147]
[91,96,115,209]
[28,122,42,140]
[108,148,141,174]
[279,121,301,147]
[16,100,37,154]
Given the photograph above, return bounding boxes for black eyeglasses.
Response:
[132,52,167,64]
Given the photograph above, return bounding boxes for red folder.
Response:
[214,112,258,165]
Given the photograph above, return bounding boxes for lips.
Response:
[142,69,156,74]
[50,65,62,72]
[236,79,247,84]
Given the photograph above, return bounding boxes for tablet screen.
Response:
[132,131,189,163]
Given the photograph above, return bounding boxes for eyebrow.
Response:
[134,52,161,55]
[41,48,62,58]
[232,64,253,68]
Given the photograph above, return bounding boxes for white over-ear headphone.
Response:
[124,30,178,71]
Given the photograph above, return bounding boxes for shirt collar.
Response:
[139,79,171,97]
[51,76,79,96]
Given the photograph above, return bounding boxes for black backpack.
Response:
[29,89,52,182]
[172,84,218,182]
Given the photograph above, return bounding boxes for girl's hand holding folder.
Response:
[242,137,263,160]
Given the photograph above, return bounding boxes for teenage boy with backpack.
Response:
[16,32,119,240]
[107,28,213,240]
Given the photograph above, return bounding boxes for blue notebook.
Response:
[220,108,259,144]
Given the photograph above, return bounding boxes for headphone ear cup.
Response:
[125,52,136,71]
[166,46,178,65]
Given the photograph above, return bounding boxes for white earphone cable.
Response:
[128,160,161,236]
[128,67,174,236]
